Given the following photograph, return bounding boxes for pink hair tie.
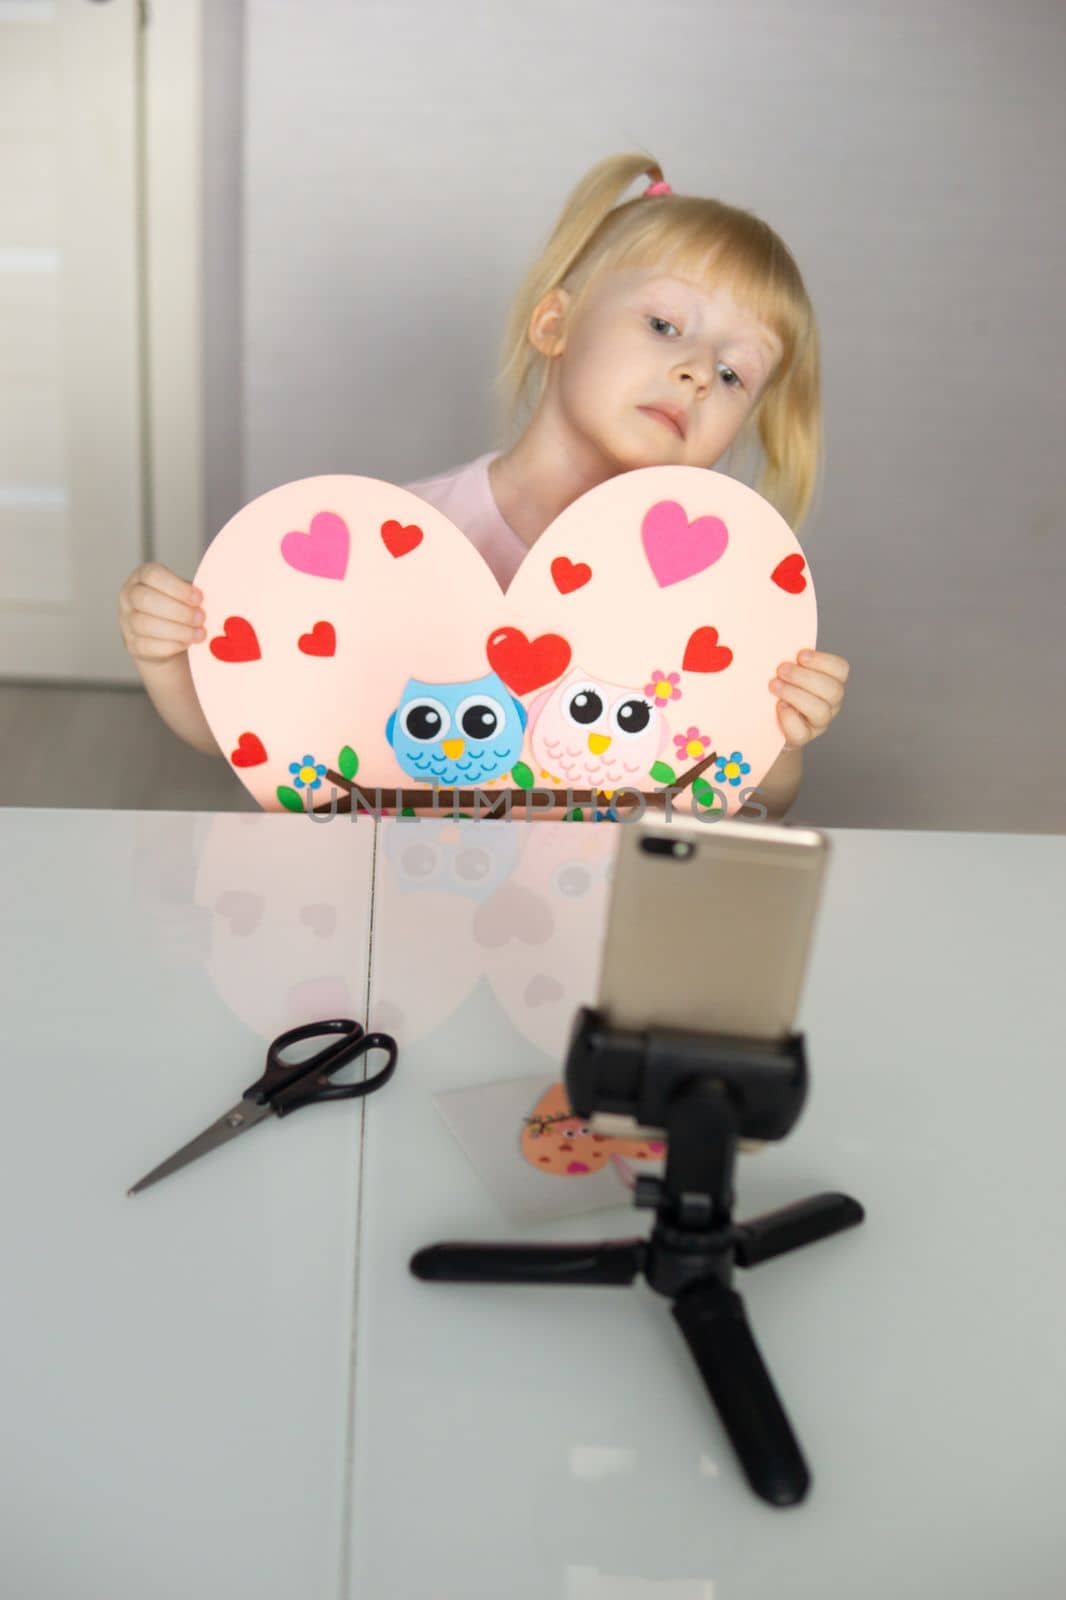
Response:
[644,180,673,196]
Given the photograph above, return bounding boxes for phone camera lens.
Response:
[640,835,673,857]
[640,834,694,859]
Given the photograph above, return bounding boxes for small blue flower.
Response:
[714,750,751,788]
[289,753,328,791]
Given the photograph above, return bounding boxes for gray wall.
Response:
[233,0,1066,834]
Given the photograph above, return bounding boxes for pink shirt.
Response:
[401,450,530,591]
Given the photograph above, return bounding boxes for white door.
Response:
[0,0,144,682]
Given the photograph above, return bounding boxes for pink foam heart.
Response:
[642,499,729,588]
[280,512,350,580]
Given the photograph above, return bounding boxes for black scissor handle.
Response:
[244,1018,398,1118]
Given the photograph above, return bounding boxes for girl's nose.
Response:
[588,732,612,755]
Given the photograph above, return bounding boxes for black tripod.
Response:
[411,1006,864,1507]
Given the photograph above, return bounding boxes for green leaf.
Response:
[338,744,359,781]
[511,760,534,790]
[649,760,677,786]
[565,807,584,822]
[400,806,416,818]
[691,777,723,811]
[277,785,304,813]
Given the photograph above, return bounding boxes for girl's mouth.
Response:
[638,406,685,440]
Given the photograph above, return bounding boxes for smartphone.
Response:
[595,816,829,1042]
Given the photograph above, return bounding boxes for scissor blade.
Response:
[127,1097,274,1196]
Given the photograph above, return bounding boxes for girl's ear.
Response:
[529,288,571,358]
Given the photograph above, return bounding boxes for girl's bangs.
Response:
[591,207,810,379]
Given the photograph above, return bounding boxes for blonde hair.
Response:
[494,152,823,532]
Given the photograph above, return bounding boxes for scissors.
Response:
[128,1018,398,1197]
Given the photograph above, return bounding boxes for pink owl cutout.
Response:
[527,664,671,790]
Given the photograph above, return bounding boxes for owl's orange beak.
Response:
[441,739,465,760]
[587,732,612,756]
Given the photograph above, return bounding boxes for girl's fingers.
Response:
[797,650,849,682]
[775,662,845,707]
[136,562,202,606]
[771,679,832,729]
[128,582,204,627]
[130,613,206,646]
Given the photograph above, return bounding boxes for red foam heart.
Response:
[231,732,267,767]
[210,616,261,662]
[381,519,423,559]
[298,620,336,656]
[486,626,571,696]
[772,554,807,594]
[551,556,592,595]
[683,626,733,673]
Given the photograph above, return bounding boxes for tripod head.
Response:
[563,1005,810,1296]
[565,1004,808,1142]
[563,1004,806,1171]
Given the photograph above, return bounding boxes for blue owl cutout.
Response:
[385,671,528,786]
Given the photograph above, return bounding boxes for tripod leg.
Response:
[410,1238,644,1285]
[672,1278,810,1507]
[734,1192,864,1267]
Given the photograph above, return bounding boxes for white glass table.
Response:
[3,810,1064,1597]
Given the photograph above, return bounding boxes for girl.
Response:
[118,152,849,818]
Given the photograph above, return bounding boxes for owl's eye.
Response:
[565,686,604,727]
[612,697,654,738]
[456,847,491,882]
[455,694,506,742]
[401,697,450,742]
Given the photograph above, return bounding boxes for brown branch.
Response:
[306,751,721,816]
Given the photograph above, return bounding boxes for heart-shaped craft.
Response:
[189,467,816,819]
[521,1081,663,1176]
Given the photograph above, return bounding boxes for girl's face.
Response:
[542,266,783,472]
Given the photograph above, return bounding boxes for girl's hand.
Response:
[770,649,850,751]
[118,562,206,664]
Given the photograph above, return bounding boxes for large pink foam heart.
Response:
[280,511,350,580]
[641,499,729,587]
[189,467,816,819]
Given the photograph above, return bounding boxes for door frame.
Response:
[142,0,207,588]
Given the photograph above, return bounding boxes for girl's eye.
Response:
[649,316,744,390]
